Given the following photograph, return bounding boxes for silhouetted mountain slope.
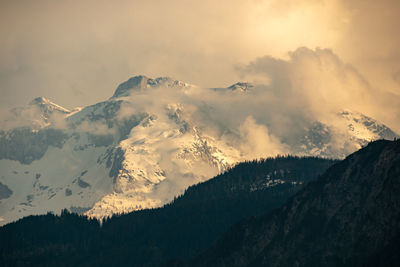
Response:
[0,156,335,267]
[189,140,400,267]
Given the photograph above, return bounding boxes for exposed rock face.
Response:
[192,140,400,267]
[29,97,71,117]
[111,76,189,98]
[340,110,398,141]
[4,97,71,130]
[0,182,12,200]
[212,82,254,92]
[228,82,254,92]
[292,110,399,158]
[0,128,67,164]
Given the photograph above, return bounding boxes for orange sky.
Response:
[1,0,399,130]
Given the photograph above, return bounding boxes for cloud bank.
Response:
[1,0,399,132]
[101,47,398,162]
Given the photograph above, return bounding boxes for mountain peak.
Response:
[30,96,51,105]
[339,109,398,141]
[29,96,70,114]
[113,76,150,97]
[211,82,254,93]
[111,75,189,98]
[228,82,253,92]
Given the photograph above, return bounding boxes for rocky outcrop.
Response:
[0,182,12,200]
[111,76,189,98]
[0,128,67,164]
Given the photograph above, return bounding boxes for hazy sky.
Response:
[1,0,399,130]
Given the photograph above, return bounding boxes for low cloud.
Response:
[239,47,371,116]
[238,47,400,132]
[238,116,289,159]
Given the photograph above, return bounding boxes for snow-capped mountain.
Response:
[293,110,398,158]
[110,76,190,98]
[0,75,397,225]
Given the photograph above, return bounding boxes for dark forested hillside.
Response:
[0,156,336,267]
[189,140,400,267]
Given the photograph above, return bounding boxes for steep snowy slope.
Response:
[0,75,398,224]
[1,97,71,130]
[85,102,241,218]
[294,110,398,158]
